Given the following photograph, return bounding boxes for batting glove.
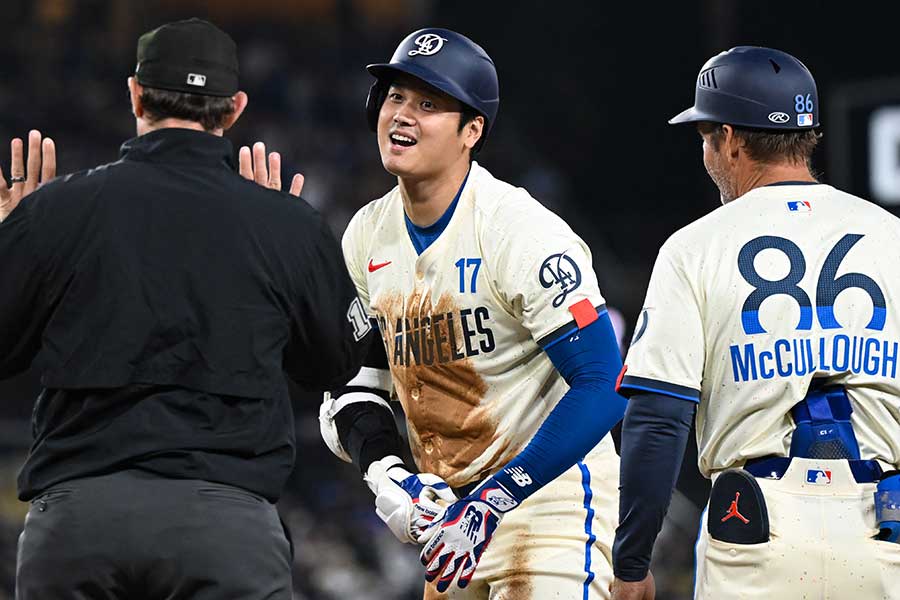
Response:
[365,455,457,544]
[418,479,520,591]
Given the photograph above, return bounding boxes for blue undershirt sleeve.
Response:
[488,312,627,501]
[612,392,695,581]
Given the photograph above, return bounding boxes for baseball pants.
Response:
[695,457,900,599]
[425,436,619,600]
[16,469,292,600]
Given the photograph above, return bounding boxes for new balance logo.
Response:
[463,505,483,542]
[505,466,533,487]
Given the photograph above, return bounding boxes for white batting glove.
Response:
[418,478,521,591]
[364,455,458,544]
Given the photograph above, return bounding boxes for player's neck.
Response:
[137,119,222,137]
[398,160,470,228]
[736,161,816,198]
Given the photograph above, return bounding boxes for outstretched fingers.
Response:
[24,130,42,194]
[41,137,56,182]
[239,142,303,196]
[252,142,267,185]
[289,173,304,197]
[9,138,24,192]
[238,146,253,180]
[267,152,281,190]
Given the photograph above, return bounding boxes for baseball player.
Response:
[316,28,627,598]
[610,47,900,600]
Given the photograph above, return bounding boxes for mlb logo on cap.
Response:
[797,113,814,127]
[806,469,832,485]
[787,200,812,212]
[186,73,207,87]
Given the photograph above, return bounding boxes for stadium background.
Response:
[1,0,899,597]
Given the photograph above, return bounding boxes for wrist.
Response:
[613,556,651,582]
[485,463,540,505]
[364,454,409,494]
[470,476,521,514]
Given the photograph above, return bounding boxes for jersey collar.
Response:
[404,167,471,255]
[763,180,821,187]
[120,128,235,169]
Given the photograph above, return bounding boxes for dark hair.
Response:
[140,86,235,131]
[458,104,480,132]
[699,122,821,167]
[459,104,484,157]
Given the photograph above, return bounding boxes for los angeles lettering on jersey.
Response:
[730,333,899,382]
[377,306,496,367]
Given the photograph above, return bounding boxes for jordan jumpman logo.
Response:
[721,492,750,524]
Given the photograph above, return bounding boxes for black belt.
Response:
[744,455,883,484]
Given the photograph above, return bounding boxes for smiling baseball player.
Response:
[317,28,627,598]
[611,47,900,600]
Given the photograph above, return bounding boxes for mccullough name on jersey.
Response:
[730,334,900,382]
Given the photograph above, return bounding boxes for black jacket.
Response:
[1,128,369,500]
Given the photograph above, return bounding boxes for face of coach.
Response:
[127,18,248,137]
[696,121,820,204]
[694,121,821,204]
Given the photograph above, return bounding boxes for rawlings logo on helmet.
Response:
[408,33,447,57]
[768,111,790,124]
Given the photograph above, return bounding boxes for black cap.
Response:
[135,18,239,97]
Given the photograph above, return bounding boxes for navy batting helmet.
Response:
[669,46,819,130]
[365,28,499,152]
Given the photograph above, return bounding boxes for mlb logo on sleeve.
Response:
[786,200,812,212]
[806,469,832,485]
[797,113,814,126]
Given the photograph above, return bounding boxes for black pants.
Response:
[16,470,292,599]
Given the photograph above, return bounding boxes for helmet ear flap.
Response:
[366,80,389,132]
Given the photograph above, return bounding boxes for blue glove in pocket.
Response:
[875,470,900,544]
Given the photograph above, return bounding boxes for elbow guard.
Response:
[319,366,394,464]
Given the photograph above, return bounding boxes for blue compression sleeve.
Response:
[488,312,627,501]
[613,392,695,581]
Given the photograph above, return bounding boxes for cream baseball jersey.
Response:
[342,162,611,487]
[620,183,900,476]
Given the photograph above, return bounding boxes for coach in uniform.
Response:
[611,47,900,599]
[0,19,368,599]
[315,28,627,598]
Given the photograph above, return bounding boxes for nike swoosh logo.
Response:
[368,259,392,273]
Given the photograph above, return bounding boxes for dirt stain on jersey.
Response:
[374,289,499,487]
[500,531,533,600]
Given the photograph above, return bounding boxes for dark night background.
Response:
[1,1,899,598]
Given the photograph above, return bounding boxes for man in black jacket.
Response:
[1,18,370,599]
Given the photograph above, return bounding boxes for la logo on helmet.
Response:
[408,33,447,57]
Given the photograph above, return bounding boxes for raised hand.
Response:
[238,141,304,197]
[0,130,56,221]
